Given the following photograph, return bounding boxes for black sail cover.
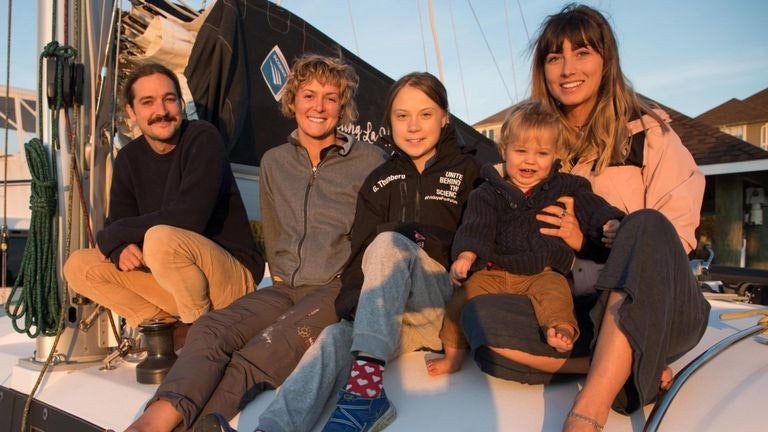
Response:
[184,0,499,166]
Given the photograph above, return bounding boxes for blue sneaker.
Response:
[321,389,397,432]
[193,412,238,432]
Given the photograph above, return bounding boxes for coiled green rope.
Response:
[4,138,59,337]
[3,38,75,338]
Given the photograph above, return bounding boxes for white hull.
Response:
[2,299,766,431]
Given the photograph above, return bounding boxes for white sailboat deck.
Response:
[1,299,766,431]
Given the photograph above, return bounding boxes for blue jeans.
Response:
[258,232,453,432]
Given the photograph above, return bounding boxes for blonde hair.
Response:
[498,100,563,159]
[280,54,359,124]
[530,3,668,173]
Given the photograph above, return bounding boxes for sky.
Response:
[1,0,767,140]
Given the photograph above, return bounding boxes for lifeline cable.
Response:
[1,0,12,289]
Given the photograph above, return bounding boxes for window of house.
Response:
[721,125,745,140]
[761,123,768,150]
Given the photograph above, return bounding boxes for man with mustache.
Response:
[64,63,264,340]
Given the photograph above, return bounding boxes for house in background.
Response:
[696,88,768,150]
[473,95,768,269]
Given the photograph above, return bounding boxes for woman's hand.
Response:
[601,219,621,248]
[450,251,476,287]
[537,196,584,251]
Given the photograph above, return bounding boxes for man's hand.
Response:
[450,251,476,287]
[118,244,145,271]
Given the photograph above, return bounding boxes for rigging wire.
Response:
[345,0,360,56]
[466,0,513,105]
[426,0,444,82]
[68,0,118,348]
[447,0,470,121]
[515,0,530,42]
[110,0,122,165]
[76,0,123,355]
[93,1,120,128]
[2,0,12,289]
[415,0,430,72]
[69,0,95,248]
[503,0,519,101]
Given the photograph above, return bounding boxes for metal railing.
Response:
[644,310,768,431]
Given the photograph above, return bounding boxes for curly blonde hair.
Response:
[280,54,359,124]
[530,3,668,173]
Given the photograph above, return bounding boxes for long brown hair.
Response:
[530,3,668,173]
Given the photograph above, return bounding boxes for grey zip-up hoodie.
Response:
[259,131,386,287]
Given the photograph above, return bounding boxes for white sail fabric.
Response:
[120,2,214,136]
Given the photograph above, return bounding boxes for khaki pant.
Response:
[441,268,577,349]
[64,225,255,327]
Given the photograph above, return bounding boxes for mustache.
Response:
[147,114,177,125]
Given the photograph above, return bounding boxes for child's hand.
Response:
[449,252,475,287]
[602,219,621,248]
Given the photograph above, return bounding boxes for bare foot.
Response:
[124,400,183,432]
[561,366,674,432]
[660,366,673,391]
[425,347,466,376]
[425,356,463,376]
[547,325,577,353]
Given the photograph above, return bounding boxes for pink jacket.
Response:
[569,110,704,254]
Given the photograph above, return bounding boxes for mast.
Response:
[20,0,112,367]
[427,0,444,82]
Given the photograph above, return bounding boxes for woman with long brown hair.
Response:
[460,4,710,431]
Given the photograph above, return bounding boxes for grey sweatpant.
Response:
[150,280,341,431]
[258,232,453,432]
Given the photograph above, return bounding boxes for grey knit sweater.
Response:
[259,131,386,287]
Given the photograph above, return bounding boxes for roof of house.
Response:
[472,95,768,168]
[744,88,768,109]
[696,88,768,126]
[474,107,513,127]
[650,97,768,166]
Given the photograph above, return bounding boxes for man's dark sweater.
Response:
[96,119,264,280]
[452,162,624,276]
